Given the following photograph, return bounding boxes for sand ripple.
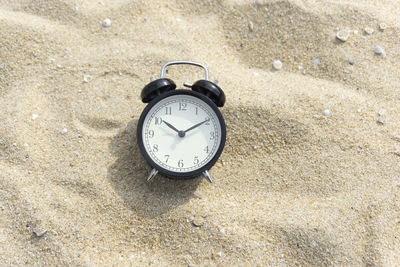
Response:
[1,0,399,265]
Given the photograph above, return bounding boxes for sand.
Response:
[1,0,399,265]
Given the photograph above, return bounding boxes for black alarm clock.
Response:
[137,61,226,182]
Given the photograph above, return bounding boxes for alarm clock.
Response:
[137,61,226,182]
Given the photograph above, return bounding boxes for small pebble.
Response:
[378,109,386,116]
[60,128,68,135]
[102,18,111,28]
[313,59,320,65]
[364,27,374,35]
[219,228,225,234]
[374,46,384,54]
[191,218,203,227]
[272,60,282,70]
[33,229,47,237]
[348,59,355,65]
[379,23,387,31]
[377,115,385,125]
[353,30,358,34]
[336,30,349,42]
[83,75,91,83]
[248,20,254,32]
[216,252,222,257]
[374,46,386,58]
[322,109,331,116]
[32,114,38,120]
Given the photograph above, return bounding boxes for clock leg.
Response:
[203,170,213,183]
[147,168,158,182]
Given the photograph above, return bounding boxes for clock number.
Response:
[164,155,170,163]
[165,106,171,115]
[210,132,215,140]
[194,156,199,165]
[195,107,199,115]
[155,117,163,125]
[205,118,210,125]
[148,130,154,138]
[178,159,184,168]
[179,102,187,111]
[152,144,158,152]
[204,146,209,154]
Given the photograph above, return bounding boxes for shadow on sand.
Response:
[107,120,202,219]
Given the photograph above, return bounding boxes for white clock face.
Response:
[141,94,222,173]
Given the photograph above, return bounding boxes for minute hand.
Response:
[183,119,210,133]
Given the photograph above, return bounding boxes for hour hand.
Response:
[163,120,180,133]
[163,120,186,137]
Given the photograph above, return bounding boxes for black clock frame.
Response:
[137,89,226,178]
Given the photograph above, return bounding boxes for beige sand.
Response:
[1,0,399,265]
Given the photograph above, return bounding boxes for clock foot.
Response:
[147,168,158,182]
[203,170,213,183]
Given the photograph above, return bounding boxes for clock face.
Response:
[137,90,226,177]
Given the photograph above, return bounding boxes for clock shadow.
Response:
[107,120,202,219]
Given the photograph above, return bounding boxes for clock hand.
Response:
[183,118,210,133]
[163,120,179,133]
[163,120,185,137]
